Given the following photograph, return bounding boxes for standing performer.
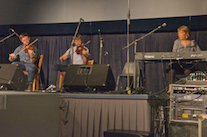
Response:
[9,33,38,91]
[46,34,90,91]
[169,25,201,83]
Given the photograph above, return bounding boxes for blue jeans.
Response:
[12,61,37,85]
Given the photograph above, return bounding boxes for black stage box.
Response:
[0,91,59,137]
[63,64,115,92]
[169,122,198,137]
[104,130,153,137]
[0,64,28,90]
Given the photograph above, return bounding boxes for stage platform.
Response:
[59,93,154,137]
[0,91,156,137]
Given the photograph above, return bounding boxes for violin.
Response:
[24,44,34,53]
[9,38,38,62]
[75,40,91,55]
[15,38,38,57]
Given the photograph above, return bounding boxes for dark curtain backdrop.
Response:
[1,31,207,93]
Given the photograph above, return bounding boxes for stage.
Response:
[0,91,60,137]
[0,91,157,137]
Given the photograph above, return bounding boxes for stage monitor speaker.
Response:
[0,92,59,137]
[0,64,28,91]
[63,64,115,92]
[169,122,198,137]
[104,130,153,137]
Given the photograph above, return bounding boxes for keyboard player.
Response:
[168,25,201,84]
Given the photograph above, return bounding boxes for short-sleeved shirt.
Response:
[65,46,89,65]
[13,44,38,64]
[172,39,201,52]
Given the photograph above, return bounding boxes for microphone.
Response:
[98,29,101,36]
[158,23,167,28]
[162,23,167,27]
[98,29,103,40]
[10,28,19,37]
[80,18,84,22]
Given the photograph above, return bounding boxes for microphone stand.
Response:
[0,32,16,43]
[123,23,166,90]
[99,30,103,64]
[123,23,166,49]
[126,0,130,91]
[70,18,84,64]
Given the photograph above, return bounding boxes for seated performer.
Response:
[46,34,90,91]
[168,25,201,83]
[9,33,38,91]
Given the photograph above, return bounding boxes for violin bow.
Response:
[82,40,91,46]
[15,38,38,57]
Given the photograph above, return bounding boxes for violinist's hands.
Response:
[28,49,35,57]
[82,49,87,55]
[59,56,64,61]
[59,53,70,61]
[82,49,90,58]
[28,49,36,64]
[9,53,15,58]
[9,53,15,61]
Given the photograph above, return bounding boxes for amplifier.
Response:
[170,84,207,122]
[174,107,205,121]
[169,84,207,136]
[185,71,207,85]
[171,94,206,121]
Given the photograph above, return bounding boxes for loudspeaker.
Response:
[198,114,207,137]
[63,64,115,91]
[104,130,153,137]
[169,122,198,137]
[0,64,28,90]
[0,92,59,137]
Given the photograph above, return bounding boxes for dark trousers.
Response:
[168,61,196,84]
[49,64,68,85]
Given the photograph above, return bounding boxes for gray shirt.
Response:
[13,44,38,63]
[172,39,201,52]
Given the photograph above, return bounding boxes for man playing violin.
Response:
[46,34,90,91]
[9,33,37,91]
